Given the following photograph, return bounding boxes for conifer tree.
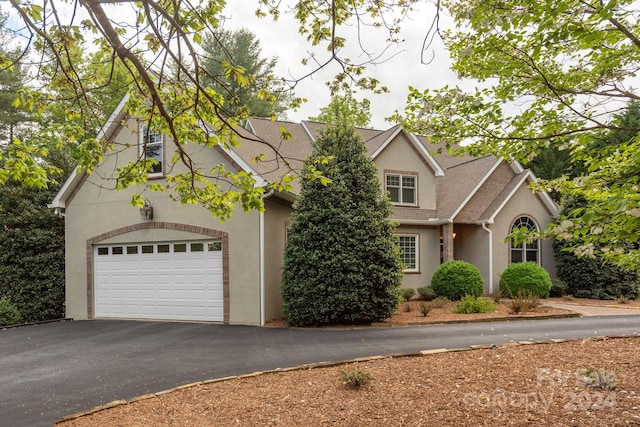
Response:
[281,125,402,326]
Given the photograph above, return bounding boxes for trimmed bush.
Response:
[0,299,22,326]
[430,260,484,301]
[453,295,496,314]
[417,286,437,301]
[400,288,415,302]
[499,262,552,298]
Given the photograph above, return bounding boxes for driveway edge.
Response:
[56,334,628,425]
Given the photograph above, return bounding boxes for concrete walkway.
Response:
[544,301,640,316]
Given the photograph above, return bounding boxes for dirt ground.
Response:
[58,298,640,426]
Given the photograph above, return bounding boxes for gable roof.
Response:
[50,100,557,222]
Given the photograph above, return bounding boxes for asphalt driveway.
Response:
[2,316,640,427]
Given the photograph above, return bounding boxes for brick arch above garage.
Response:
[86,222,229,323]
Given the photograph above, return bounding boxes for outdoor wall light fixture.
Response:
[140,199,154,221]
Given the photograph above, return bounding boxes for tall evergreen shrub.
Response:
[0,181,65,322]
[281,125,403,326]
[554,198,638,299]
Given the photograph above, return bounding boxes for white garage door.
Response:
[94,240,224,321]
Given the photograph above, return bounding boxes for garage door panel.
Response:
[94,240,224,321]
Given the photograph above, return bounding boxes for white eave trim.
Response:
[393,218,447,226]
[408,133,445,177]
[48,168,80,209]
[370,127,445,177]
[218,144,269,188]
[449,158,503,222]
[200,122,270,188]
[49,94,131,209]
[484,170,558,223]
[370,126,403,159]
[300,121,317,143]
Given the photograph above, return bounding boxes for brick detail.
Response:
[442,223,455,262]
[86,222,230,324]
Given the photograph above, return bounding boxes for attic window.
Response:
[386,173,417,206]
[140,124,164,176]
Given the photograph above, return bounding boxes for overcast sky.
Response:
[2,1,461,129]
[221,2,460,128]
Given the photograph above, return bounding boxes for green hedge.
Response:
[431,260,484,301]
[499,262,552,298]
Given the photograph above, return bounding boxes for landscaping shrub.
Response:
[339,367,371,388]
[553,197,639,300]
[453,295,496,314]
[430,260,484,301]
[549,279,569,297]
[508,290,541,314]
[499,262,552,298]
[400,288,415,302]
[0,181,66,323]
[419,303,431,317]
[417,286,437,301]
[0,299,22,326]
[281,126,403,326]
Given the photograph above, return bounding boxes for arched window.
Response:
[510,216,539,264]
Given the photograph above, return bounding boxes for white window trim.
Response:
[510,216,540,265]
[385,172,418,206]
[139,122,164,178]
[398,233,419,273]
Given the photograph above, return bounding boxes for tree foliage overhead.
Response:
[201,28,290,119]
[309,91,372,128]
[2,0,420,221]
[281,125,403,326]
[553,197,638,300]
[395,0,640,269]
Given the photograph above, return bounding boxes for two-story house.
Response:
[50,100,558,326]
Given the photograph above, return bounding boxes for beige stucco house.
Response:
[50,98,559,326]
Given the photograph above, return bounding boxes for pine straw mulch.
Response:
[58,336,640,426]
[57,298,640,426]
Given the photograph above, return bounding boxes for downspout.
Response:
[259,188,275,326]
[481,222,493,294]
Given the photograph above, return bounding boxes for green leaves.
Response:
[398,0,640,269]
[281,124,403,326]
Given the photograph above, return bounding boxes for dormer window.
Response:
[140,123,164,176]
[386,172,417,205]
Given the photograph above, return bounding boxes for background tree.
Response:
[281,125,403,326]
[397,0,640,268]
[201,28,289,119]
[553,197,638,300]
[0,151,72,322]
[309,91,372,128]
[0,13,32,145]
[3,0,412,218]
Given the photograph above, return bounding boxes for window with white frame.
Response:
[140,124,163,176]
[398,234,418,272]
[510,216,539,264]
[386,173,417,205]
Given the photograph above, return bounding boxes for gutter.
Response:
[259,187,275,326]
[481,221,494,294]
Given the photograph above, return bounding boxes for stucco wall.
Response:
[64,116,264,326]
[453,224,494,293]
[373,134,437,210]
[492,184,557,286]
[263,197,292,321]
[395,226,440,289]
